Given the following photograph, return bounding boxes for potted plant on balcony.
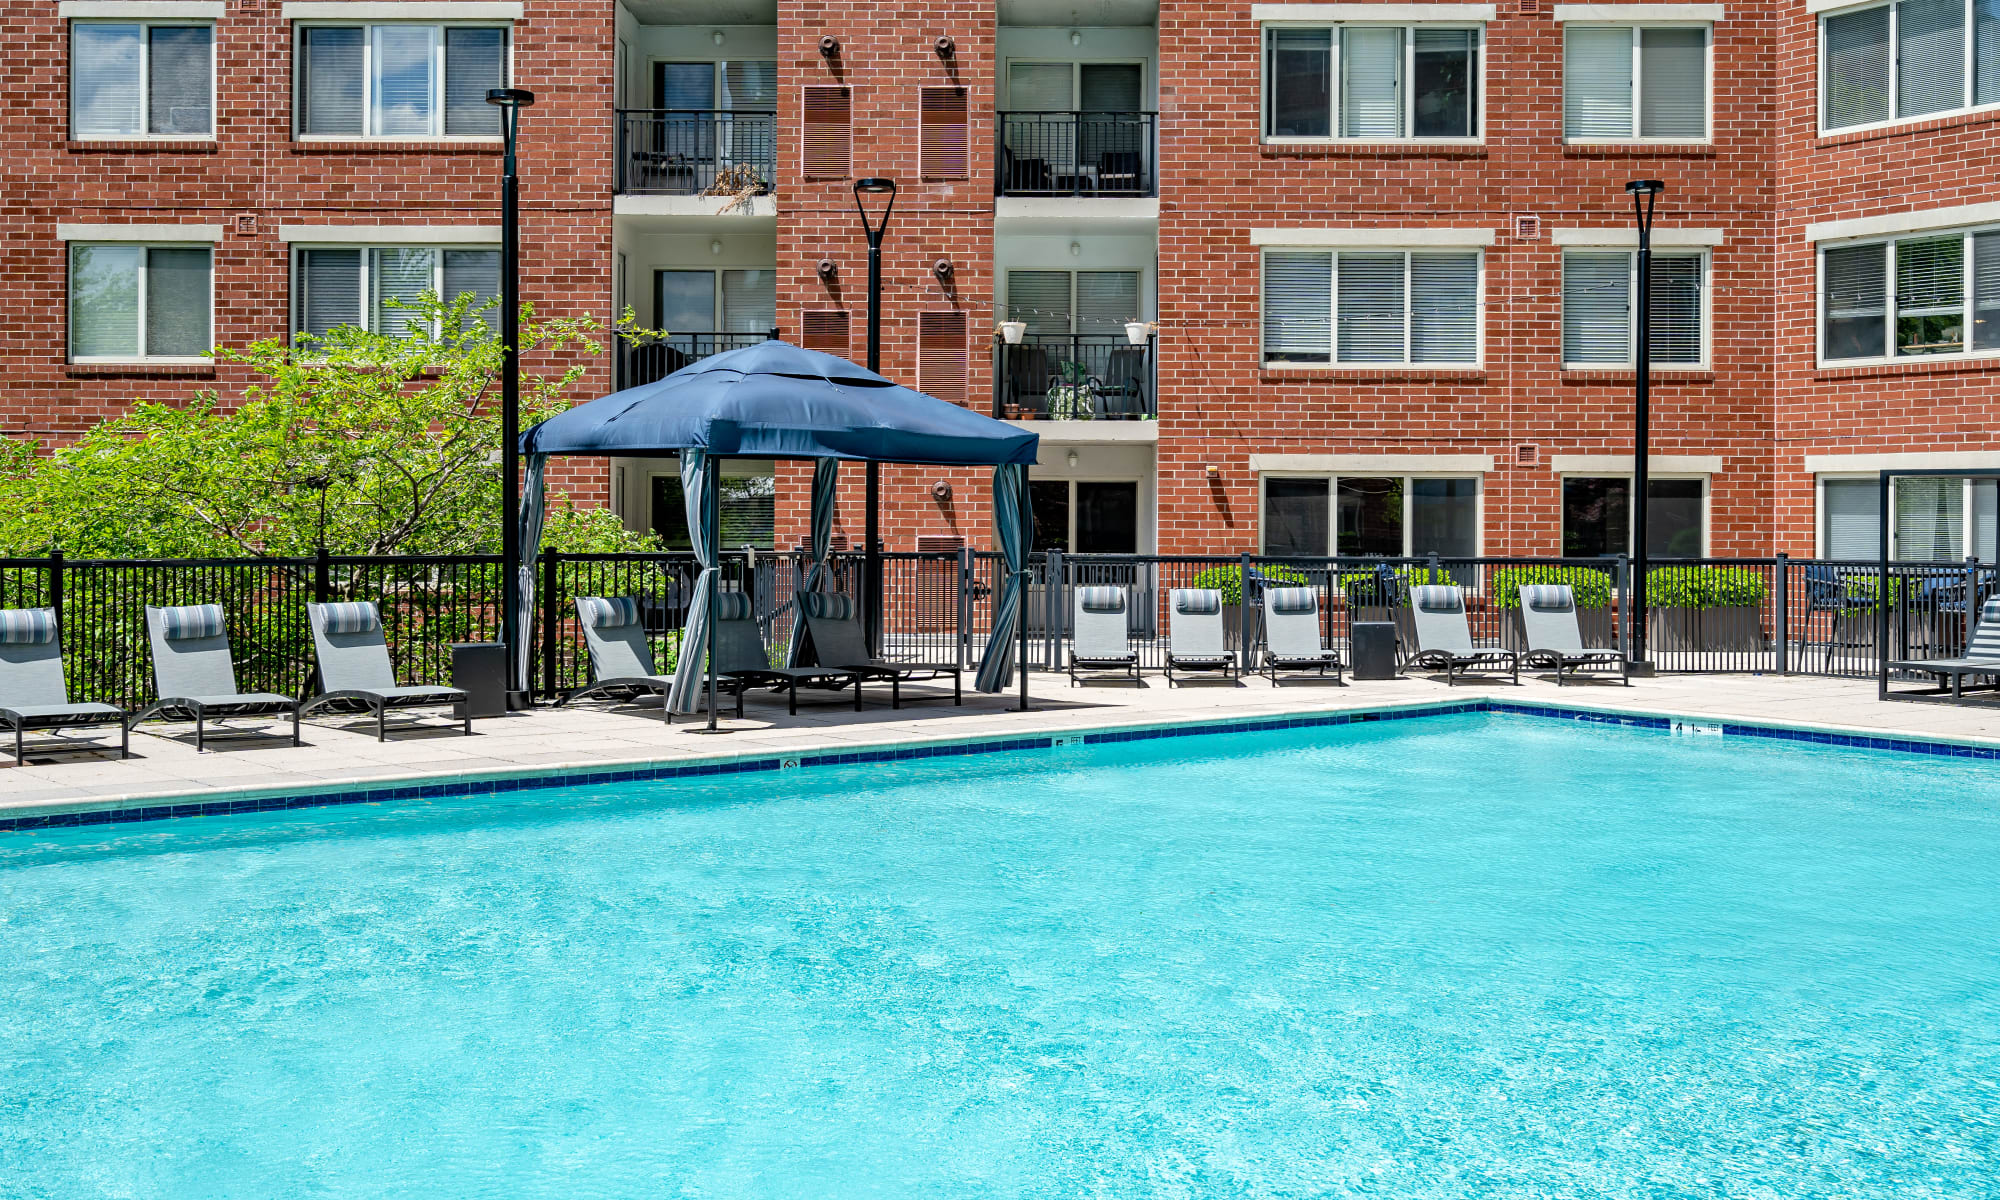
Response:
[1124,320,1157,345]
[1646,564,1768,653]
[1046,360,1097,420]
[1490,565,1616,651]
[997,321,1027,344]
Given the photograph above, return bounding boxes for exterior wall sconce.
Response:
[933,258,953,281]
[819,35,840,58]
[935,35,955,59]
[817,258,838,281]
[1066,450,1079,469]
[931,480,952,501]
[1205,464,1221,479]
[1069,30,1082,46]
[711,30,724,45]
[709,239,723,256]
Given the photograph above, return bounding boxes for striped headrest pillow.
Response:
[580,596,642,629]
[1172,589,1221,615]
[1518,585,1575,613]
[712,591,753,621]
[1268,587,1318,615]
[1410,586,1463,614]
[317,602,382,636]
[1077,586,1125,614]
[157,604,225,641]
[804,591,856,622]
[0,608,56,646]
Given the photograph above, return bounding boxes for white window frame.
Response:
[1557,472,1712,557]
[1257,472,1487,558]
[1815,473,2000,558]
[1816,0,2000,137]
[1560,21,1715,144]
[288,242,501,340]
[66,238,216,364]
[1259,22,1488,144]
[68,19,218,141]
[1814,221,2000,367]
[290,20,513,140]
[1259,245,1487,367]
[1559,247,1711,370]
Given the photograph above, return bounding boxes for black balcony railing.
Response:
[615,109,776,196]
[617,331,773,389]
[993,334,1154,420]
[996,111,1156,197]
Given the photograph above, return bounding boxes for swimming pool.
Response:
[3,711,1998,1197]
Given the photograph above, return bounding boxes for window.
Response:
[296,24,507,137]
[1030,479,1140,553]
[1262,249,1481,365]
[68,242,213,362]
[651,462,776,551]
[652,269,776,335]
[1563,25,1710,141]
[1561,477,1706,557]
[71,22,213,138]
[1263,25,1481,140]
[1821,0,2000,131]
[1822,476,2000,559]
[1560,250,1706,368]
[1259,475,1481,557]
[292,245,500,340]
[1005,270,1143,334]
[1819,226,2000,362]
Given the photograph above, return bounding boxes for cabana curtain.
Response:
[513,454,549,694]
[787,457,840,667]
[667,449,717,714]
[973,463,1029,693]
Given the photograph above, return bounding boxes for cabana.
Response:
[516,340,1039,728]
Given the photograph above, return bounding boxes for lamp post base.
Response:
[505,689,534,711]
[680,726,740,735]
[1626,659,1658,678]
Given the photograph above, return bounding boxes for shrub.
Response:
[1335,565,1453,606]
[1646,565,1768,608]
[1192,564,1307,607]
[1490,565,1614,610]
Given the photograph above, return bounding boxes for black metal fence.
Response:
[615,109,776,196]
[996,111,1156,196]
[993,335,1155,420]
[616,332,772,390]
[3,550,1991,708]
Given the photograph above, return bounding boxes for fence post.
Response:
[1967,555,1980,652]
[1238,550,1253,672]
[48,548,64,634]
[1774,552,1789,675]
[1615,553,1630,660]
[1045,548,1062,671]
[541,551,559,700]
[957,545,972,670]
[313,546,331,604]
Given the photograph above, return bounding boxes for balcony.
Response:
[616,331,772,390]
[995,112,1156,197]
[615,109,776,197]
[994,334,1155,421]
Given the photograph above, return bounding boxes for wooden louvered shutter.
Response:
[918,310,968,404]
[802,85,851,179]
[802,310,849,354]
[920,86,968,179]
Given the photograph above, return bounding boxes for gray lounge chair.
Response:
[558,595,676,716]
[0,608,128,762]
[1070,585,1141,684]
[130,604,301,750]
[1261,586,1343,684]
[710,592,864,716]
[1889,597,2000,699]
[799,591,962,707]
[302,602,470,740]
[1408,585,1520,685]
[1165,588,1237,685]
[1517,584,1629,686]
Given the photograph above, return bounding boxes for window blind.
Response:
[302,26,365,136]
[1410,252,1478,363]
[1976,480,2000,559]
[1896,477,1963,561]
[1267,28,1332,137]
[371,248,436,338]
[722,60,777,109]
[1974,232,2000,350]
[372,25,437,136]
[1978,0,2000,103]
[1263,252,1332,362]
[1638,28,1706,138]
[718,472,777,550]
[720,269,776,333]
[1898,0,1966,118]
[1823,242,1888,360]
[1824,7,1892,128]
[1336,252,1407,362]
[918,310,969,404]
[1822,479,1883,559]
[1894,234,1964,355]
[72,25,142,137]
[920,86,969,180]
[1007,271,1073,335]
[1562,251,1632,364]
[149,26,212,135]
[444,28,504,136]
[654,61,712,108]
[442,249,500,328]
[1007,61,1073,110]
[1647,254,1703,365]
[1341,28,1403,139]
[1565,26,1634,139]
[145,247,211,356]
[298,248,362,338]
[1075,271,1140,333]
[801,85,850,179]
[1079,63,1142,110]
[69,244,142,358]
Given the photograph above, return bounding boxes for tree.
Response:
[0,294,655,558]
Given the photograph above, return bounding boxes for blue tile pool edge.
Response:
[4,698,1997,833]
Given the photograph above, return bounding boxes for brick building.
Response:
[10,0,1996,563]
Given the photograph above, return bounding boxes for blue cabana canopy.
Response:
[521,340,1038,466]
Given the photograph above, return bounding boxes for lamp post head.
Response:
[854,177,896,195]
[853,177,897,239]
[1624,178,1665,195]
[486,88,536,108]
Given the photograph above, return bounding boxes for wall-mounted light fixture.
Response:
[932,258,953,282]
[816,258,838,281]
[711,29,725,45]
[1069,29,1082,46]
[934,35,955,59]
[1205,464,1221,479]
[819,35,840,58]
[930,480,952,501]
[1068,241,1081,257]
[709,239,723,256]
[1066,450,1079,469]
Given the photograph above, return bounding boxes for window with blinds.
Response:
[1561,250,1706,367]
[1820,478,1882,559]
[918,310,969,404]
[1263,249,1480,365]
[1563,24,1709,141]
[719,269,776,334]
[1823,0,2000,130]
[801,86,851,179]
[1820,226,2000,362]
[296,24,507,138]
[68,243,213,361]
[71,22,213,138]
[292,245,501,342]
[1262,24,1480,141]
[1004,271,1140,334]
[920,86,969,179]
[801,310,849,355]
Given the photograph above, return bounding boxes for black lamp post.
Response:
[488,87,534,705]
[1626,178,1664,675]
[853,177,897,656]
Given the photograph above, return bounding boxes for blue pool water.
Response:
[4,712,2000,1198]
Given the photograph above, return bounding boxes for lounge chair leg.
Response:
[790,682,798,717]
[13,725,21,765]
[892,676,901,709]
[377,704,387,742]
[195,713,205,753]
[954,672,962,705]
[294,707,303,746]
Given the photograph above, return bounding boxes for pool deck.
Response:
[4,669,1997,820]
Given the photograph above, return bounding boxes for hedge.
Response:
[1191,564,1307,607]
[1335,565,1453,607]
[1489,565,1614,610]
[1646,565,1768,609]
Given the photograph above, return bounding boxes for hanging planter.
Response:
[1125,321,1153,345]
[998,321,1027,344]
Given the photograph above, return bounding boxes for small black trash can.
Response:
[449,642,509,718]
[1350,621,1399,681]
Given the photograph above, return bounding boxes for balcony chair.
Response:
[1096,149,1145,194]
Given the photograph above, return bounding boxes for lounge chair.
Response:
[1261,586,1344,684]
[558,595,676,716]
[1517,584,1629,686]
[1407,585,1520,686]
[129,604,302,750]
[1070,585,1141,684]
[710,592,865,716]
[1889,596,2000,700]
[0,608,128,762]
[799,592,962,707]
[301,602,470,740]
[1164,588,1237,686]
